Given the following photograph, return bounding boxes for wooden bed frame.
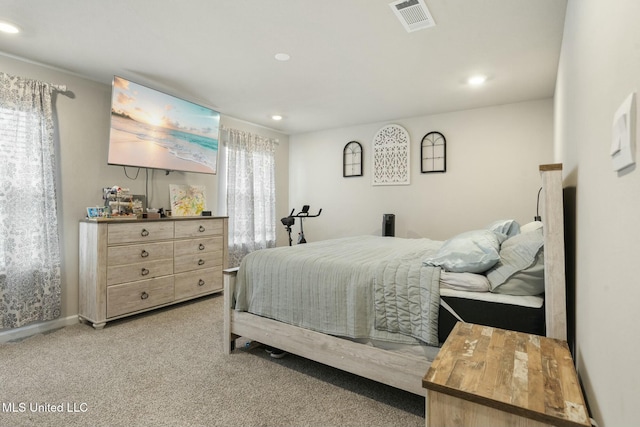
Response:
[223,164,567,396]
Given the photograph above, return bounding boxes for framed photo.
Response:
[87,206,104,218]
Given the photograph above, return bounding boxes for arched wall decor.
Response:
[421,131,446,173]
[343,141,363,177]
[372,124,410,186]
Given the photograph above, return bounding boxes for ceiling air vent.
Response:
[389,0,436,32]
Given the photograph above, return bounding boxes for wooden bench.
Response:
[422,322,590,427]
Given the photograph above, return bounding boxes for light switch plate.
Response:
[611,92,636,172]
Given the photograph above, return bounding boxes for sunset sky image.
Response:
[111,76,219,139]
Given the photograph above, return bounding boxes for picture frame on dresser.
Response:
[86,207,104,218]
[78,216,228,329]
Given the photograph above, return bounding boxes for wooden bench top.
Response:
[423,322,590,427]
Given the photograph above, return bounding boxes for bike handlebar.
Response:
[287,207,322,218]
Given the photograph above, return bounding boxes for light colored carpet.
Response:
[0,295,424,426]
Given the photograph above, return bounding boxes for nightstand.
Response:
[423,322,590,427]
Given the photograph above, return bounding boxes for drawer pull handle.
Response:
[141,229,150,237]
[140,292,149,300]
[198,225,206,232]
[198,259,205,266]
[198,279,205,286]
[198,243,205,251]
[141,268,150,276]
[141,250,149,258]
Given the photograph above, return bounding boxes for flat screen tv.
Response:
[108,76,220,174]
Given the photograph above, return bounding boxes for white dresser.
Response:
[79,217,228,329]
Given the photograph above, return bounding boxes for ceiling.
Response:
[0,0,567,135]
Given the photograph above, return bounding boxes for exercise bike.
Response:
[281,205,322,246]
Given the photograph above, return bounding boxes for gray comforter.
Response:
[234,235,442,346]
[374,254,441,346]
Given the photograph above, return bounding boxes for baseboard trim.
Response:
[0,315,79,343]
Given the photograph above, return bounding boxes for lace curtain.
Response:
[0,72,62,328]
[221,127,277,267]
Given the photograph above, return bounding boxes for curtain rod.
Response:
[1,71,67,93]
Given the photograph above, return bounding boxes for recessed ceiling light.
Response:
[0,21,20,34]
[271,115,283,121]
[467,75,487,86]
[274,53,290,62]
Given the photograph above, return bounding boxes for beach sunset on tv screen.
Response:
[108,76,220,174]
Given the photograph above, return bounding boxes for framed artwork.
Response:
[343,141,363,177]
[421,131,446,173]
[169,184,206,216]
[372,124,410,186]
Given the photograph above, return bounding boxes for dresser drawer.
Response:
[174,237,222,257]
[108,222,174,245]
[107,241,174,266]
[174,267,222,300]
[174,219,222,239]
[107,276,174,318]
[107,260,174,285]
[174,251,222,274]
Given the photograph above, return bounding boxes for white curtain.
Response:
[0,72,62,328]
[220,127,277,267]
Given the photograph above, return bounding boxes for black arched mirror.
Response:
[421,131,446,173]
[343,141,363,177]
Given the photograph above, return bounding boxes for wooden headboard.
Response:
[539,163,567,340]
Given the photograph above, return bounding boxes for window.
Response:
[218,128,277,267]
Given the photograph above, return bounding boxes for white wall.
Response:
[555,1,640,425]
[289,99,554,242]
[0,55,289,322]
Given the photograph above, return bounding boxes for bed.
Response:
[223,164,567,396]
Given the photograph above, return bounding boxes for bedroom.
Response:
[0,0,638,426]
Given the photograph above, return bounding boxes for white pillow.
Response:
[440,271,491,292]
[424,229,505,273]
[520,221,543,234]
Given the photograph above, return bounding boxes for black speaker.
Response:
[382,214,395,237]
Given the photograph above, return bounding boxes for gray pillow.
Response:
[486,228,544,296]
[424,229,505,273]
